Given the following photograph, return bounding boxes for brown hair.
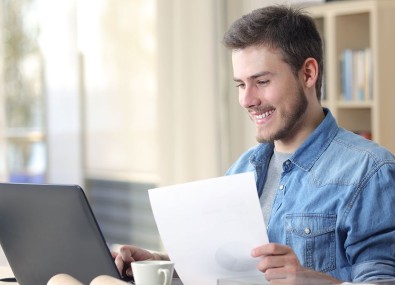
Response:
[223,5,324,100]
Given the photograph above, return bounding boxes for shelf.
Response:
[306,0,395,154]
[336,101,373,109]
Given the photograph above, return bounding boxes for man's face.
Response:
[232,45,308,144]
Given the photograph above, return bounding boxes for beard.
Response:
[256,84,308,143]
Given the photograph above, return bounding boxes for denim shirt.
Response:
[226,109,395,282]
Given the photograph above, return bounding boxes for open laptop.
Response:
[0,183,134,285]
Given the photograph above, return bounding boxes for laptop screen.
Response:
[0,183,122,285]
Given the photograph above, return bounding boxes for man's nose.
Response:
[239,85,260,108]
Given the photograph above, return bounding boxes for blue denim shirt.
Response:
[226,109,395,282]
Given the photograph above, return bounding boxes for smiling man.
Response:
[223,5,395,284]
[111,5,395,285]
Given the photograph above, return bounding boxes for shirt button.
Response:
[285,160,291,165]
[279,184,285,190]
[304,228,311,235]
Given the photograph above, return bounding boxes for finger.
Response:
[114,254,128,275]
[252,243,292,257]
[119,246,136,262]
[265,267,295,281]
[111,251,118,259]
[125,267,133,277]
[259,255,302,275]
[120,245,154,261]
[114,249,135,276]
[257,254,286,272]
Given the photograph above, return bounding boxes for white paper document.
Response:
[148,172,268,285]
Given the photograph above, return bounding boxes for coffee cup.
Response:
[131,260,174,285]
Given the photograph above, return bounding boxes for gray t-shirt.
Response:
[260,150,292,224]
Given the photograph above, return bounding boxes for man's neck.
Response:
[274,105,325,153]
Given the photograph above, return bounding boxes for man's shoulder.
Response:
[333,128,395,163]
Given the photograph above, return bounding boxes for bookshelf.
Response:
[305,0,395,153]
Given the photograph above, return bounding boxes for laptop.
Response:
[0,183,134,285]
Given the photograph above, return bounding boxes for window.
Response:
[1,0,46,183]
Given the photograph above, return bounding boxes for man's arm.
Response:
[344,163,395,281]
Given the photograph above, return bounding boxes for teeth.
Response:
[256,110,274,120]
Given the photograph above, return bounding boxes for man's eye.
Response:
[257,80,269,85]
[235,83,245,89]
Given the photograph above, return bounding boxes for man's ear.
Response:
[301,57,319,88]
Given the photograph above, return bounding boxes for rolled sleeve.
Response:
[352,260,395,282]
[346,162,395,281]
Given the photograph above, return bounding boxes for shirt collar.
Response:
[249,108,339,171]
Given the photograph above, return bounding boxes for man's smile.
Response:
[251,108,275,124]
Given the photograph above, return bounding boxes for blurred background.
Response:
[0,0,321,254]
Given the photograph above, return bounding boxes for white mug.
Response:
[131,260,174,285]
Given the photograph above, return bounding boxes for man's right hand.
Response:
[113,245,169,278]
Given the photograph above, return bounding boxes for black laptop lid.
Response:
[0,183,122,285]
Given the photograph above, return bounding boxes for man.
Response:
[51,5,395,285]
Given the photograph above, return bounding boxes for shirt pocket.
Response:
[285,213,336,273]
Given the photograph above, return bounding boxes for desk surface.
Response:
[0,266,185,285]
[2,266,395,285]
[218,275,395,285]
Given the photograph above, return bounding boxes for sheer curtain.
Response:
[43,0,267,187]
[156,0,257,187]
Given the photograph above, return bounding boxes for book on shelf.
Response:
[354,130,372,140]
[340,48,373,102]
